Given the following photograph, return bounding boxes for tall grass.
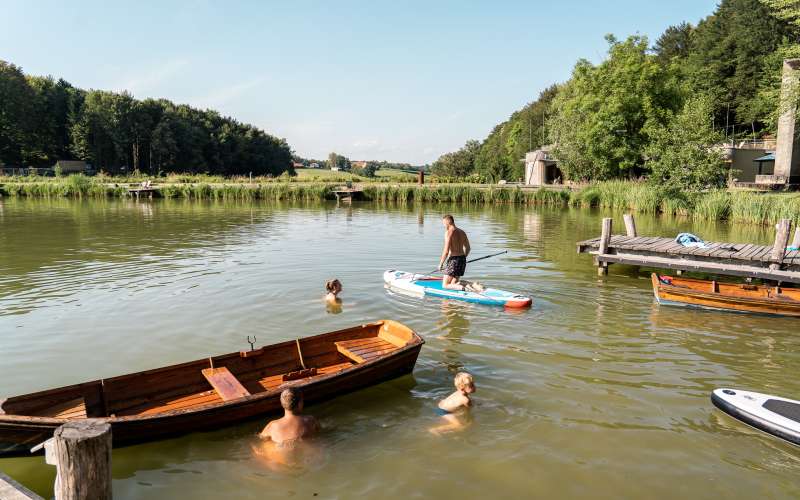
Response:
[4,176,800,227]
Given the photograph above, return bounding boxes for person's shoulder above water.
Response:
[259,387,319,444]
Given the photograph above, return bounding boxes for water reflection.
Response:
[1,198,799,499]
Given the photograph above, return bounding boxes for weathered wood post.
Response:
[791,226,800,249]
[597,217,612,276]
[48,421,112,500]
[623,214,637,237]
[770,219,792,271]
[418,170,424,185]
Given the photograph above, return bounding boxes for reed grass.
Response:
[4,176,800,226]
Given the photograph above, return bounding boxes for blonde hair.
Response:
[280,387,302,411]
[454,372,473,389]
[325,279,341,293]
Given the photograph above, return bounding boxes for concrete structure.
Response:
[524,146,561,186]
[723,144,772,183]
[762,59,800,185]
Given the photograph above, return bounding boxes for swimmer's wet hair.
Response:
[325,279,342,293]
[454,372,473,389]
[442,214,454,224]
[280,387,302,411]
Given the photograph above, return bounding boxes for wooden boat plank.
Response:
[36,397,85,419]
[652,273,800,316]
[345,339,396,354]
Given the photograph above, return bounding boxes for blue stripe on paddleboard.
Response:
[411,280,516,306]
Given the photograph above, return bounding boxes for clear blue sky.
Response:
[1,0,718,164]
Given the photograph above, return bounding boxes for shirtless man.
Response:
[438,214,471,290]
[259,388,320,444]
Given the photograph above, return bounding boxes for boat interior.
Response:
[0,321,416,420]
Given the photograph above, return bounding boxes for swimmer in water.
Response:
[430,372,475,435]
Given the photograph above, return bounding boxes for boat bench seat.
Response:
[335,337,399,364]
[201,367,251,401]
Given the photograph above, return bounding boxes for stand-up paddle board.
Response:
[711,388,800,446]
[383,270,532,308]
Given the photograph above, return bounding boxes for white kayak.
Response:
[712,388,800,445]
[383,270,532,308]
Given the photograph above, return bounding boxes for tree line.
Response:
[0,61,293,176]
[432,0,800,191]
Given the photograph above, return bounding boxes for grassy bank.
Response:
[3,176,800,226]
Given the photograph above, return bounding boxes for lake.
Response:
[1,198,799,499]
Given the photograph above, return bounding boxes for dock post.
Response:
[770,219,792,270]
[597,217,612,276]
[623,214,637,237]
[792,226,800,249]
[50,420,112,500]
[418,170,424,185]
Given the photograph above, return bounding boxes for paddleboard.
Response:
[711,388,800,446]
[383,270,532,308]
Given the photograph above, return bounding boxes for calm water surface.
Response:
[1,198,799,499]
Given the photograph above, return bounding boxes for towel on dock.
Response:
[675,233,707,248]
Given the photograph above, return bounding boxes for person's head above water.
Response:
[325,279,342,295]
[280,387,303,412]
[454,372,475,393]
[442,214,455,227]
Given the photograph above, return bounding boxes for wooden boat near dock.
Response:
[651,273,800,317]
[0,320,423,457]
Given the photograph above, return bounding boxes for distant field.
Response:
[295,167,418,182]
[294,168,356,180]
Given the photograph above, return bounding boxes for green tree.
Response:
[549,35,682,181]
[653,23,694,64]
[686,0,796,128]
[760,0,800,27]
[0,61,35,165]
[431,140,481,178]
[645,96,727,191]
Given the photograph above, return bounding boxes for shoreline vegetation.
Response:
[2,175,800,226]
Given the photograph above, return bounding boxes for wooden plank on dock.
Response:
[0,473,41,500]
[591,252,800,284]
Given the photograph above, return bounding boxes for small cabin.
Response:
[524,147,562,186]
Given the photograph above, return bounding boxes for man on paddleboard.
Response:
[438,214,471,290]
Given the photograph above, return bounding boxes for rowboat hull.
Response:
[651,273,800,317]
[0,320,423,456]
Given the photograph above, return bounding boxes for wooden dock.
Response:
[332,187,362,202]
[577,215,800,284]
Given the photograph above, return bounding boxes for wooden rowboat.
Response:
[651,273,800,316]
[0,320,423,457]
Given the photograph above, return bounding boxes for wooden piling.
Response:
[418,170,425,185]
[598,218,612,275]
[623,214,637,237]
[770,219,792,270]
[792,226,800,249]
[50,421,112,500]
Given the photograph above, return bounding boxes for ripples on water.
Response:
[1,198,799,499]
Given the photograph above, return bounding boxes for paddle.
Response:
[422,250,508,277]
